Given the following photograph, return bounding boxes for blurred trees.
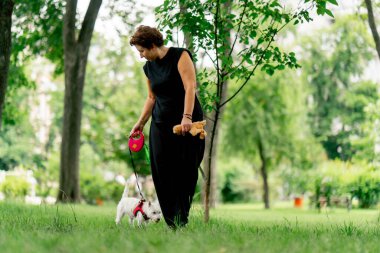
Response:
[1,1,380,208]
[220,14,380,207]
[302,16,379,161]
[0,0,64,129]
[222,67,320,208]
[81,35,150,175]
[0,0,63,172]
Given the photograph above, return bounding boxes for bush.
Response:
[349,167,380,208]
[0,176,30,198]
[221,171,245,203]
[80,173,107,205]
[80,173,125,204]
[104,182,124,203]
[309,161,380,209]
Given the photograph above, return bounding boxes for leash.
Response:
[128,145,147,200]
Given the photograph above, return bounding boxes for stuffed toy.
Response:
[173,120,207,139]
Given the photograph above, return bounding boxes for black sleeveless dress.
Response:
[143,47,205,227]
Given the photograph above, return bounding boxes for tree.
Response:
[302,16,376,161]
[81,35,150,175]
[0,0,14,130]
[58,0,144,202]
[156,0,336,221]
[0,0,64,130]
[58,0,103,202]
[222,69,319,208]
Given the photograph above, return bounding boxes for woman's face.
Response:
[135,45,156,61]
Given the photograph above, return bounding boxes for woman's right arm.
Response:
[130,79,155,137]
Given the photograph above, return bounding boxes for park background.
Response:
[0,0,380,252]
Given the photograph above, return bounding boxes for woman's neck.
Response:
[156,46,169,60]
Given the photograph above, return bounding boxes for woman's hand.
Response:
[181,117,192,136]
[129,121,144,138]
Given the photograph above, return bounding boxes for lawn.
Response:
[0,201,379,253]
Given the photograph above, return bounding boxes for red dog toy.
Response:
[128,130,145,152]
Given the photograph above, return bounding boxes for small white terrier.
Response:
[115,185,162,226]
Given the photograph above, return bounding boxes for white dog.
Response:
[115,185,162,226]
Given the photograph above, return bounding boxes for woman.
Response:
[129,25,205,228]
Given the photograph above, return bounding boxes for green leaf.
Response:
[325,9,334,18]
[327,0,338,6]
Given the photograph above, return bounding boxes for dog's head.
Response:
[144,201,162,223]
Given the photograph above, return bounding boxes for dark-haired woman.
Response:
[129,25,205,228]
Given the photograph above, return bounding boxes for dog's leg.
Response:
[136,212,144,228]
[115,205,126,225]
[129,216,134,226]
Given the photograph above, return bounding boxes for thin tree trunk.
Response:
[204,0,232,222]
[258,137,270,209]
[203,109,222,208]
[179,2,194,53]
[0,0,14,130]
[57,0,102,202]
[364,0,380,60]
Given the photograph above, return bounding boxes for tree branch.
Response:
[219,21,290,108]
[228,0,248,60]
[364,0,380,60]
[78,0,102,49]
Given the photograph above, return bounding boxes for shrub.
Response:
[80,173,125,204]
[0,176,30,198]
[309,161,380,209]
[349,167,380,208]
[104,182,124,203]
[80,173,107,205]
[221,171,246,203]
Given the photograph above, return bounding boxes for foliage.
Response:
[0,176,29,198]
[217,158,260,203]
[0,86,38,171]
[301,15,378,161]
[349,166,380,208]
[221,171,245,203]
[81,35,151,175]
[222,67,321,174]
[156,0,337,113]
[80,173,107,205]
[80,172,124,205]
[1,0,64,128]
[308,161,380,208]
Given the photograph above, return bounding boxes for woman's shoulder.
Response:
[170,47,193,61]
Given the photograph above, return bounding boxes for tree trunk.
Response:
[0,0,14,130]
[258,137,270,209]
[179,2,194,53]
[204,0,232,222]
[364,0,380,60]
[57,0,102,203]
[203,109,223,208]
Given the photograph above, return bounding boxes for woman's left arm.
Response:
[178,51,196,135]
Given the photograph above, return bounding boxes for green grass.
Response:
[1,201,380,253]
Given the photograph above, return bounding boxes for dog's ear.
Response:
[149,201,151,206]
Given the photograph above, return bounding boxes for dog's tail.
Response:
[122,184,129,199]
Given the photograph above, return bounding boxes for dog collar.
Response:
[133,199,148,221]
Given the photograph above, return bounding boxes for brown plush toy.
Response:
[173,120,207,139]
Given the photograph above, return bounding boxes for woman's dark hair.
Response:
[130,25,164,49]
